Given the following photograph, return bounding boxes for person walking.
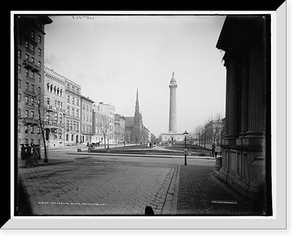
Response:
[25,144,31,159]
[211,143,215,157]
[20,144,26,160]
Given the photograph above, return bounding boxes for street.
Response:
[17,145,262,216]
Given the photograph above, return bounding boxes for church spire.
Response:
[135,88,140,115]
[136,88,139,106]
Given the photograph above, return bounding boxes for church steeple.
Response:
[133,88,143,144]
[135,88,139,109]
[134,88,140,119]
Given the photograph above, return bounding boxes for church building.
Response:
[125,89,144,144]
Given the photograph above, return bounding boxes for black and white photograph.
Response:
[5,5,288,231]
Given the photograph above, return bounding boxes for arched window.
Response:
[66,133,69,141]
[47,83,50,92]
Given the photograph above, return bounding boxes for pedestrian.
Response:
[211,143,215,157]
[149,142,152,149]
[36,144,41,159]
[32,144,38,158]
[20,144,26,160]
[25,144,31,159]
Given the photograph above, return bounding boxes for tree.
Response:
[36,94,48,163]
[99,114,111,149]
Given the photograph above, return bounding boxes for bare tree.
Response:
[36,94,48,163]
[99,114,111,149]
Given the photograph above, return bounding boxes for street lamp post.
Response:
[183,130,189,165]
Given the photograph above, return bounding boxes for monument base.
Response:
[160,132,185,143]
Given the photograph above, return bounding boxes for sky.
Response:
[44,14,226,137]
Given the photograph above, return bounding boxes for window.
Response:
[31,30,35,39]
[25,96,28,104]
[30,97,34,105]
[29,70,34,79]
[72,97,75,105]
[31,84,34,92]
[18,65,21,73]
[72,107,75,116]
[83,104,85,110]
[18,79,21,89]
[46,97,50,105]
[67,95,70,103]
[18,124,20,133]
[18,109,21,118]
[30,111,34,118]
[31,126,34,134]
[18,49,21,58]
[24,125,28,134]
[76,109,79,118]
[77,99,79,106]
[25,69,29,77]
[37,74,41,82]
[25,41,29,49]
[83,114,85,121]
[38,87,41,95]
[31,57,34,63]
[67,106,70,115]
[38,48,41,56]
[18,93,21,102]
[25,54,29,60]
[29,43,34,52]
[38,35,41,43]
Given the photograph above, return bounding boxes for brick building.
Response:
[16,16,52,148]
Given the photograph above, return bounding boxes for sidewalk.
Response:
[176,165,265,216]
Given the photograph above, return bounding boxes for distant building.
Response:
[65,78,81,145]
[92,105,102,144]
[92,102,115,147]
[115,114,126,145]
[16,15,52,148]
[80,95,94,144]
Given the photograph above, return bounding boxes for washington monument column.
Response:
[169,72,177,133]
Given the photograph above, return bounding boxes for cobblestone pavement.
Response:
[18,157,177,215]
[177,165,265,216]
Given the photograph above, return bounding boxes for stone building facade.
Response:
[216,16,271,206]
[16,16,52,148]
[80,96,94,144]
[44,66,66,147]
[65,78,81,145]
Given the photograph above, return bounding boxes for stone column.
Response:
[225,57,239,145]
[237,52,249,145]
[245,42,266,146]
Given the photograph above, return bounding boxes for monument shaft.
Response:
[169,72,177,133]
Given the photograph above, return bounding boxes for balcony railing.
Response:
[23,59,41,73]
[22,117,39,126]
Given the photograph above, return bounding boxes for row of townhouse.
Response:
[43,67,126,148]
